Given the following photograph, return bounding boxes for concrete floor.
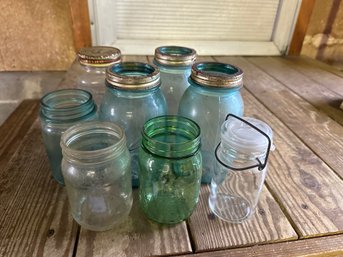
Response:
[0,71,66,125]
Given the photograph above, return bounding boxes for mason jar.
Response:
[76,46,121,105]
[99,62,167,187]
[209,114,274,223]
[179,62,244,183]
[153,46,196,114]
[40,89,97,185]
[61,121,132,231]
[139,115,202,224]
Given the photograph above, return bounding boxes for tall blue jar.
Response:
[99,62,167,187]
[154,46,196,114]
[178,62,244,183]
[40,89,97,185]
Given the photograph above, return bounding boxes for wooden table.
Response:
[1,56,343,257]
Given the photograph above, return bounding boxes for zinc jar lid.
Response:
[190,62,243,88]
[154,46,196,67]
[221,116,273,155]
[78,46,121,67]
[106,62,161,90]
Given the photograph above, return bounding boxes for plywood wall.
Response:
[0,0,76,71]
[301,0,343,69]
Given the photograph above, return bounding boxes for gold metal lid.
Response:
[190,62,243,88]
[154,46,196,67]
[106,62,161,90]
[78,46,121,67]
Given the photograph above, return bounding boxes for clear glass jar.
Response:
[76,46,121,105]
[60,121,132,231]
[209,115,274,223]
[139,115,202,224]
[99,62,167,187]
[40,89,97,185]
[178,62,244,183]
[153,46,196,114]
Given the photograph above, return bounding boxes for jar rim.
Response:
[60,121,127,164]
[190,62,243,88]
[154,46,196,67]
[78,46,121,67]
[106,62,161,90]
[142,115,201,159]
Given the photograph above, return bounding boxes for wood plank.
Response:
[294,56,343,78]
[0,99,40,170]
[288,0,316,55]
[215,56,343,179]
[215,56,343,237]
[176,234,343,257]
[76,190,192,257]
[0,121,77,257]
[284,56,343,96]
[188,185,297,252]
[247,57,343,125]
[122,55,149,62]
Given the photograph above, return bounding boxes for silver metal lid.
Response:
[78,46,121,67]
[106,62,161,90]
[190,62,243,88]
[154,46,196,67]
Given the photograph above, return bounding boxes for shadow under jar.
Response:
[76,46,121,105]
[60,121,132,231]
[40,89,97,185]
[139,115,202,224]
[99,62,167,187]
[178,62,244,183]
[153,46,196,114]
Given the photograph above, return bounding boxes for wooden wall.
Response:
[301,0,343,69]
[0,0,76,71]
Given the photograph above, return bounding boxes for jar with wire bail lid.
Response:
[178,62,244,183]
[99,62,167,187]
[209,114,274,223]
[76,46,121,105]
[153,46,196,114]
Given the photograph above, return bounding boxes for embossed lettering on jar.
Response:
[99,62,167,187]
[154,46,196,114]
[179,62,244,183]
[39,89,97,185]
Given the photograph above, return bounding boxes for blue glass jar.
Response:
[76,46,121,105]
[154,46,196,114]
[40,89,97,185]
[99,62,167,187]
[178,62,244,183]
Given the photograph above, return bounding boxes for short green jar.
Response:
[139,115,202,224]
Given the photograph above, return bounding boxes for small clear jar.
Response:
[60,121,132,231]
[153,46,196,114]
[40,89,97,185]
[77,46,121,105]
[209,114,274,223]
[179,62,244,183]
[99,62,167,187]
[139,115,202,224]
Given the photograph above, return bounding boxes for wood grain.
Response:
[0,100,40,170]
[215,56,343,237]
[76,190,192,257]
[0,121,77,257]
[288,0,316,55]
[176,234,343,257]
[247,57,343,125]
[188,185,297,252]
[215,56,343,179]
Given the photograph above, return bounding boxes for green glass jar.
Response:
[139,115,202,224]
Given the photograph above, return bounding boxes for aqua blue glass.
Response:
[178,62,244,183]
[40,89,97,185]
[99,62,167,187]
[139,115,202,224]
[154,46,196,114]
